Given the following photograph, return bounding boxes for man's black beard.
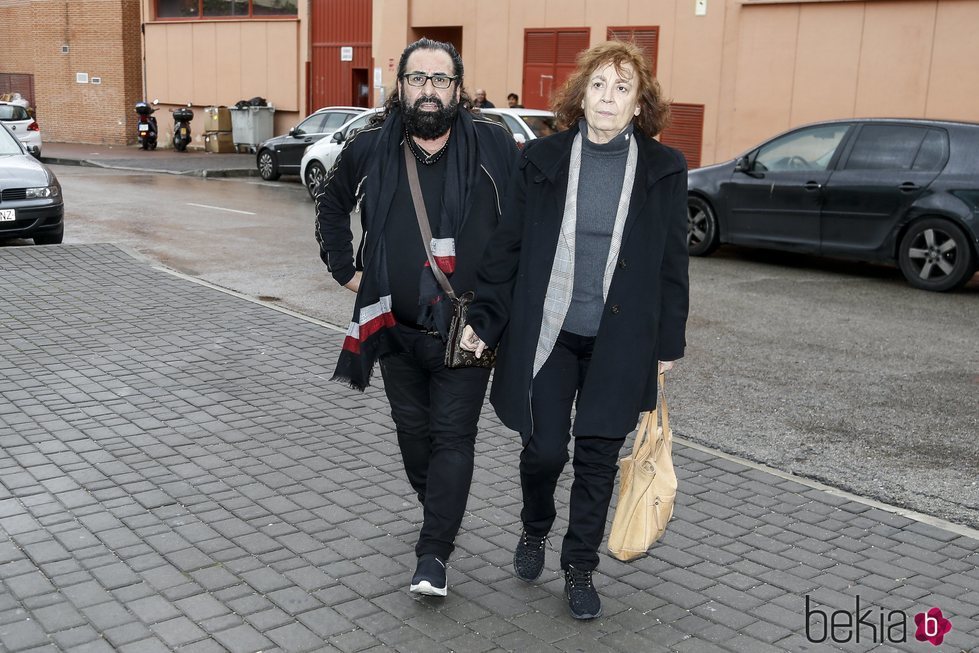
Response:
[401,91,458,140]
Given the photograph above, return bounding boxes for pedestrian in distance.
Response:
[460,40,689,619]
[507,92,524,108]
[473,88,495,108]
[314,38,518,598]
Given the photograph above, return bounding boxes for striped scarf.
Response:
[332,109,479,390]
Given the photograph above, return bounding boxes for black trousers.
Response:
[521,330,624,571]
[379,324,491,560]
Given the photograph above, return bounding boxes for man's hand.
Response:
[460,325,487,358]
[343,271,362,293]
[658,360,675,374]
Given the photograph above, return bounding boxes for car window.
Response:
[322,112,353,131]
[0,105,30,121]
[295,114,326,134]
[911,129,948,171]
[843,125,930,171]
[0,126,22,154]
[342,113,373,139]
[753,124,850,172]
[522,116,558,138]
[499,115,527,138]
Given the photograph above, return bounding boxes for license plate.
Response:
[0,209,15,222]
[138,123,149,132]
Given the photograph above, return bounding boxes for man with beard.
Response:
[315,39,518,597]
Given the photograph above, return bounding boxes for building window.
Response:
[155,0,297,19]
[660,103,705,169]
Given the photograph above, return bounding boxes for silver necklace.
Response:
[407,133,450,165]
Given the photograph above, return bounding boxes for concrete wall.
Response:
[140,0,306,142]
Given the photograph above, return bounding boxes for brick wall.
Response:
[0,2,34,74]
[0,0,143,145]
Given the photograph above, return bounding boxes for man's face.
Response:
[475,90,487,104]
[398,48,460,140]
[507,96,517,107]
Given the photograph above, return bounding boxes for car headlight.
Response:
[25,185,60,199]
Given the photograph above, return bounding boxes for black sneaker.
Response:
[409,554,447,597]
[564,566,602,620]
[513,530,547,581]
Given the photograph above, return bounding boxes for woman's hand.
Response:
[658,360,675,374]
[460,325,488,358]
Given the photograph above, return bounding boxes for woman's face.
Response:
[581,60,641,144]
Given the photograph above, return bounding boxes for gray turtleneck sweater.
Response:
[562,121,632,337]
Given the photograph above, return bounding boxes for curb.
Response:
[40,157,258,178]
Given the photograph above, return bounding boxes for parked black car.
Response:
[0,122,63,245]
[255,106,363,181]
[687,118,979,291]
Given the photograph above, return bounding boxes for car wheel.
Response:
[305,161,327,200]
[258,150,280,181]
[34,225,64,246]
[687,195,720,256]
[898,218,975,292]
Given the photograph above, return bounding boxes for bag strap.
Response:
[632,372,670,456]
[403,140,456,301]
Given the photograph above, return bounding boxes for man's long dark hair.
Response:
[371,38,473,125]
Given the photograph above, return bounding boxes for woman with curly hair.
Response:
[461,40,689,619]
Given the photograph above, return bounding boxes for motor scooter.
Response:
[134,100,159,150]
[172,103,194,152]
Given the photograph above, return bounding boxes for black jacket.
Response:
[316,110,518,294]
[468,125,690,438]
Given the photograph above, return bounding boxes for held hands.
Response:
[460,325,487,359]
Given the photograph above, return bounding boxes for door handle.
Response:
[804,181,821,191]
[899,182,920,192]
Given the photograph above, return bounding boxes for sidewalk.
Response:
[39,142,257,178]
[0,244,977,653]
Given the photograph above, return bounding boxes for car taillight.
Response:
[27,121,39,132]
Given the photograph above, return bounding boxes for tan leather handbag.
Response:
[607,374,677,561]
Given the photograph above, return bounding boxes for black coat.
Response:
[467,125,689,439]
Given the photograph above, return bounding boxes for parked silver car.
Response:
[0,122,63,245]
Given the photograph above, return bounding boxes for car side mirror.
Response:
[734,156,750,172]
[290,127,303,137]
[332,132,344,144]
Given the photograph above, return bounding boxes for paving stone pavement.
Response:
[1,244,977,653]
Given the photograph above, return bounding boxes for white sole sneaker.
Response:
[409,580,447,597]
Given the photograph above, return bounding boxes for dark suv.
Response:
[687,118,979,291]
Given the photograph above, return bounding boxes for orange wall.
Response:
[378,0,979,166]
[141,0,306,142]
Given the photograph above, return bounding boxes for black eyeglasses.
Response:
[402,73,457,89]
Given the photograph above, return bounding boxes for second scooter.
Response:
[171,103,194,152]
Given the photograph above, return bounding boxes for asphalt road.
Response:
[8,165,978,529]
